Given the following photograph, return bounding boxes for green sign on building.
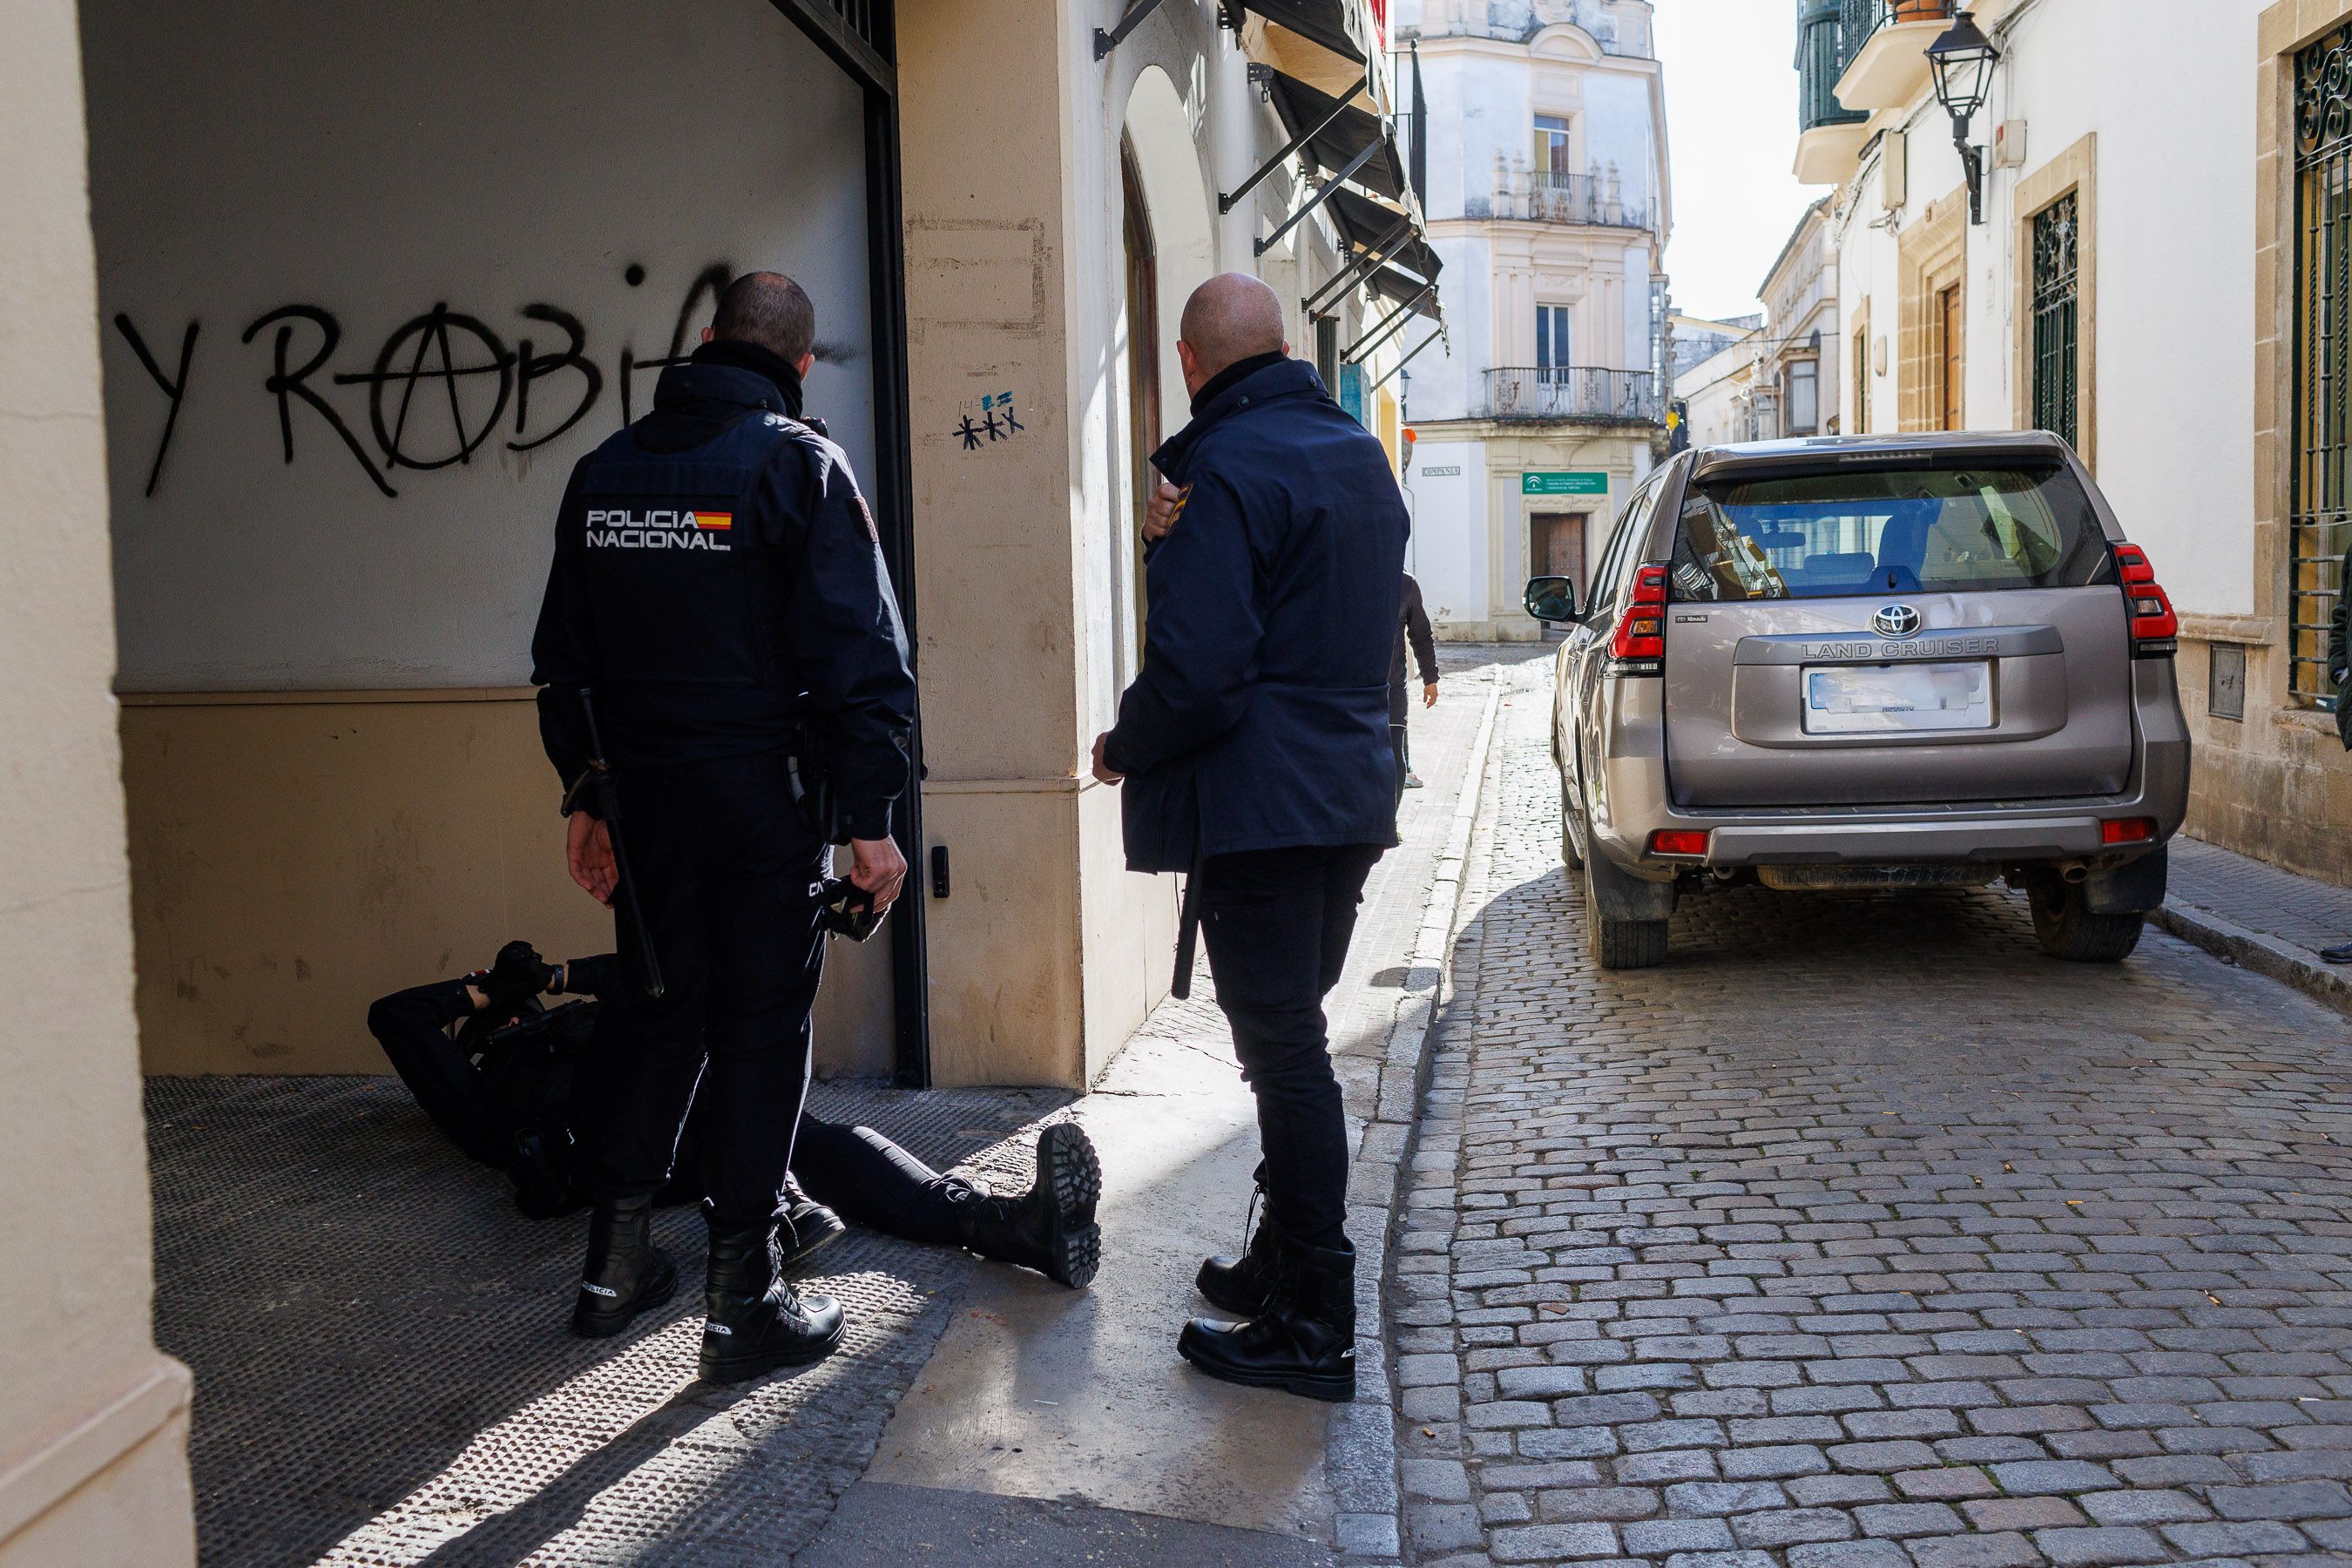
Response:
[1523,470,1611,497]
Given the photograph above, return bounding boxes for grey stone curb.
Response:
[2151,897,2352,1021]
[1327,675,1507,1564]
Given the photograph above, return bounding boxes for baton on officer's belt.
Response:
[1170,846,1206,1001]
[577,687,666,1000]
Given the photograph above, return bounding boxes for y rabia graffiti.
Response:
[112,263,845,500]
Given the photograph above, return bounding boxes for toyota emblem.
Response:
[1873,604,1923,638]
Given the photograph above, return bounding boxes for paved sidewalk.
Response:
[2158,837,2352,1020]
[836,645,1539,1565]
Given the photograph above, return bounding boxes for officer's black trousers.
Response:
[1199,842,1384,1254]
[586,754,828,1231]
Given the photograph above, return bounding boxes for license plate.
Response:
[1803,661,1991,733]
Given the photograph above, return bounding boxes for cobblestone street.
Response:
[1392,661,2352,1568]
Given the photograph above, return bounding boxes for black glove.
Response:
[481,940,555,1005]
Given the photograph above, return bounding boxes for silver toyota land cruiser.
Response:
[1524,432,2189,970]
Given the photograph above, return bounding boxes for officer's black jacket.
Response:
[1105,356,1408,873]
[530,348,915,838]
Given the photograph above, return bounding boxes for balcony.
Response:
[1833,0,1952,114]
[1481,368,1664,426]
[1471,167,1653,232]
[1794,0,1871,186]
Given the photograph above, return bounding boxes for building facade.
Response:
[1791,0,2352,886]
[1395,0,1669,638]
[2,0,1438,1557]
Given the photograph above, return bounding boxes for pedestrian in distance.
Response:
[1394,570,1439,801]
[531,270,916,1382]
[1097,272,1409,1402]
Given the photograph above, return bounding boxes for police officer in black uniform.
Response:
[531,271,916,1382]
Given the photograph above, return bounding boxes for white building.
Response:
[1396,0,1670,637]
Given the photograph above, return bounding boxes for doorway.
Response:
[1939,282,1965,430]
[1121,139,1159,663]
[1531,512,1589,603]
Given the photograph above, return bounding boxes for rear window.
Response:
[1669,463,2110,601]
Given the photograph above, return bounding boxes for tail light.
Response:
[2101,816,2156,846]
[2112,544,2178,654]
[1608,564,1670,667]
[1648,828,1710,857]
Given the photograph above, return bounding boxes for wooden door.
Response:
[1939,283,1964,430]
[1531,513,1589,603]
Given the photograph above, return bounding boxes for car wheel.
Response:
[2027,877,2144,963]
[1559,771,1585,870]
[1582,856,1667,970]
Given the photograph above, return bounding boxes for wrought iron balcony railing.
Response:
[1481,368,1664,425]
[1837,0,1954,53]
[1471,170,1653,231]
[1798,0,1869,132]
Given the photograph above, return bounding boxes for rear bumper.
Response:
[1700,813,2157,868]
[1585,661,2191,880]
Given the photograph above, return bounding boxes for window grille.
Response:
[2030,193,2079,452]
[2294,22,2352,701]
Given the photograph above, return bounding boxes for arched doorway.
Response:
[1118,67,1216,668]
[1121,137,1160,653]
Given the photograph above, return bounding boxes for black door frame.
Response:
[766,0,929,1087]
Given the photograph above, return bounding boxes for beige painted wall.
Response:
[119,693,896,1077]
[0,2,194,1559]
[900,0,1096,1088]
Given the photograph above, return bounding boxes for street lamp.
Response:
[1926,8,2001,225]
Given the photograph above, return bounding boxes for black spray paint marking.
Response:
[510,304,603,452]
[621,262,733,425]
[240,306,395,497]
[112,314,199,497]
[335,304,515,471]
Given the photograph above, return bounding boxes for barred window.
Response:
[2293,22,2352,700]
[2030,193,2078,453]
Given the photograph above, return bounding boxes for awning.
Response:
[1326,186,1441,286]
[1267,73,1408,206]
[1236,0,1371,63]
[1364,264,1442,321]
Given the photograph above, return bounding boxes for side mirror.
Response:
[1524,575,1578,624]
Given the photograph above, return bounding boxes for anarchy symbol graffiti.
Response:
[333,303,517,471]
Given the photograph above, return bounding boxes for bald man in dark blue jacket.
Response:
[1093,273,1407,1402]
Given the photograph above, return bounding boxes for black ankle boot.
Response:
[778,1173,848,1271]
[700,1220,845,1383]
[943,1122,1102,1288]
[1178,1237,1357,1402]
[571,1193,678,1338]
[1197,1165,1281,1316]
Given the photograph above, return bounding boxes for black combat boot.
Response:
[1177,1237,1357,1402]
[571,1193,678,1338]
[942,1122,1102,1288]
[778,1173,848,1271]
[1196,1164,1282,1317]
[700,1220,845,1383]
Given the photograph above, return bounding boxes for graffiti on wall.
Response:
[112,263,853,500]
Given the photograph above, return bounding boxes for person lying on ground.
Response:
[366,942,1101,1288]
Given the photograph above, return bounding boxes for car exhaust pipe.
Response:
[2058,862,2090,885]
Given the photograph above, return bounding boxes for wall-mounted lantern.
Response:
[1926,8,2001,225]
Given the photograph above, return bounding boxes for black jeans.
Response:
[793,1116,969,1245]
[1199,841,1384,1252]
[585,754,828,1230]
[1390,722,1411,804]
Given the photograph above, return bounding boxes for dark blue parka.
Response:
[530,345,915,838]
[1104,356,1408,873]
